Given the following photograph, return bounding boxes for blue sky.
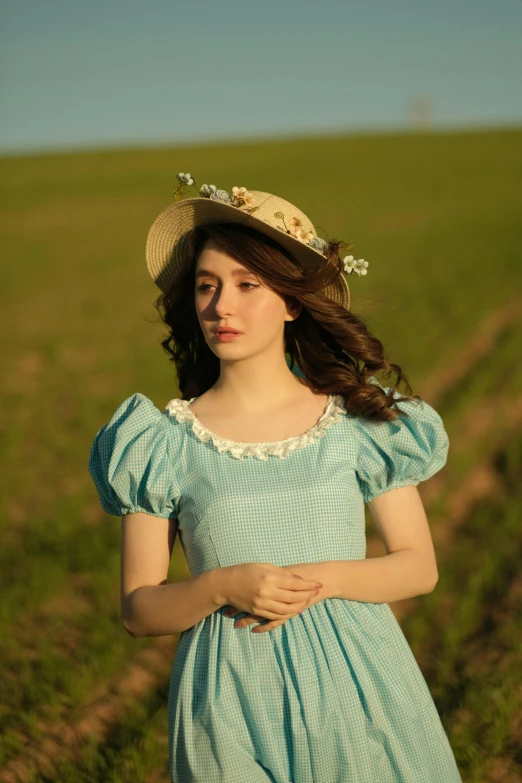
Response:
[1,0,521,156]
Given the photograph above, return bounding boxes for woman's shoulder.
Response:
[115,390,171,416]
[88,391,185,518]
[103,391,186,435]
[89,390,188,479]
[346,377,449,503]
[349,377,447,439]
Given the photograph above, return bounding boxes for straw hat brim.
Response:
[145,195,350,310]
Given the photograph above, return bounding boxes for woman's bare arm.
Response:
[120,512,226,637]
[280,485,438,604]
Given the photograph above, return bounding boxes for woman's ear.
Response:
[285,296,302,322]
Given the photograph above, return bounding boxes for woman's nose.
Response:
[213,289,238,314]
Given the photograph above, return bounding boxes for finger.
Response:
[280,583,323,599]
[252,600,312,632]
[240,599,314,631]
[227,591,316,622]
[251,588,318,615]
[234,614,263,628]
[286,575,323,591]
[263,590,319,613]
[252,619,286,633]
[246,599,308,622]
[281,587,320,603]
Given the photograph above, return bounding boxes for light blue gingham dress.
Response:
[88,378,462,783]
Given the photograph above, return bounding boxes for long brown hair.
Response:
[152,222,422,421]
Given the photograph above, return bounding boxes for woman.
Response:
[89,174,462,782]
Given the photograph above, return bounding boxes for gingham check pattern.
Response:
[88,385,461,782]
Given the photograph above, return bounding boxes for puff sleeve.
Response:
[354,380,449,504]
[88,393,181,519]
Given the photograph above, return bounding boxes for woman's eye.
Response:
[197,283,259,292]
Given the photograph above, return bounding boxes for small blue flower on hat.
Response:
[199,183,217,197]
[210,188,234,204]
[308,236,328,254]
[173,172,198,201]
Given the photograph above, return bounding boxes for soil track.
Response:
[416,292,522,404]
[0,637,175,783]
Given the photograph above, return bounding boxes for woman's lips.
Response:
[214,331,242,341]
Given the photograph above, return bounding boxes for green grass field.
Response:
[1,127,521,782]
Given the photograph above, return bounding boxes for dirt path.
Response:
[416,292,522,404]
[0,636,175,783]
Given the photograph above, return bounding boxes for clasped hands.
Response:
[223,562,326,634]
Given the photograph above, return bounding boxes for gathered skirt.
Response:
[167,598,462,783]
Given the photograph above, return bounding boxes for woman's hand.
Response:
[217,562,322,628]
[224,570,324,633]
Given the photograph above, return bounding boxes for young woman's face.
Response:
[194,238,298,357]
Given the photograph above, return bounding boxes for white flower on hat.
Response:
[343,255,369,276]
[176,172,194,186]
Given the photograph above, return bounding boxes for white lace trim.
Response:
[164,394,347,460]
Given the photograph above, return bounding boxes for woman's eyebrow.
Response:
[195,267,254,279]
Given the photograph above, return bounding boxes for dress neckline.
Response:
[164,393,347,460]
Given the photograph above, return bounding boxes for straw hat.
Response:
[145,174,369,312]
